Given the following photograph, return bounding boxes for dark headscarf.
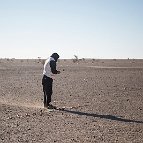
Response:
[51,53,59,62]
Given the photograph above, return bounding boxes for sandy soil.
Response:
[0,59,143,143]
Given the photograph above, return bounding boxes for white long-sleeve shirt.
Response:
[43,57,58,78]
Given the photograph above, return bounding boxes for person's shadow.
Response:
[59,109,143,124]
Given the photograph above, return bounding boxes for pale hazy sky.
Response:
[0,0,143,59]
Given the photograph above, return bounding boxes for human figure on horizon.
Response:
[42,53,60,109]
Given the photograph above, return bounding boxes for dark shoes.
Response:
[44,103,57,109]
[47,104,57,109]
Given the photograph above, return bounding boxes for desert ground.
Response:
[0,58,143,143]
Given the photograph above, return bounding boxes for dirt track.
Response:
[0,59,143,143]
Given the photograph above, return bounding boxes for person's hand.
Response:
[57,71,60,74]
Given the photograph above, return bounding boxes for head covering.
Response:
[51,53,59,62]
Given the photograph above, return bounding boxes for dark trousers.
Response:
[42,75,53,106]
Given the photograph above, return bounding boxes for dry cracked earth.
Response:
[0,59,143,143]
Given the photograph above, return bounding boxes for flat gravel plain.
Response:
[0,59,143,143]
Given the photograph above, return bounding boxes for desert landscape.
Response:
[0,58,143,143]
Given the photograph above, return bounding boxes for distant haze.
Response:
[0,0,143,59]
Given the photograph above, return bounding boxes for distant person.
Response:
[42,53,60,109]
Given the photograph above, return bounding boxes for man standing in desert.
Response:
[42,53,60,109]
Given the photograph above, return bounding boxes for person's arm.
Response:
[50,60,60,74]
